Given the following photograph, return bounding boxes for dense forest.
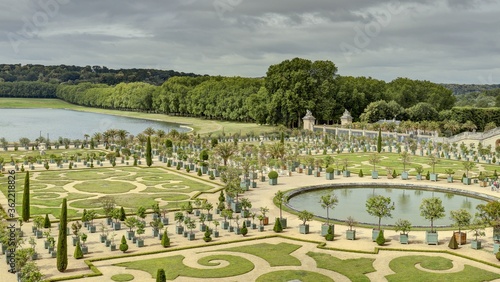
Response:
[1,59,499,132]
[0,64,199,86]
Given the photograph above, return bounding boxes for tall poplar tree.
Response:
[57,198,68,272]
[22,171,30,222]
[377,128,382,153]
[146,136,152,167]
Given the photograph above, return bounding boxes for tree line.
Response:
[1,59,499,131]
[0,64,199,86]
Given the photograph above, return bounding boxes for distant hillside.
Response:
[0,64,200,86]
[441,83,500,95]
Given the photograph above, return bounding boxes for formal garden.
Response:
[1,125,500,281]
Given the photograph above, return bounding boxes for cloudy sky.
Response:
[1,0,499,83]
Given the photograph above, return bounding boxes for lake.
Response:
[0,108,189,141]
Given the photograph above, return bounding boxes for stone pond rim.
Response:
[284,182,497,228]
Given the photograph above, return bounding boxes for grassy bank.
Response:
[0,98,276,136]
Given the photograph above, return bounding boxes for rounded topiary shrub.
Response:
[496,251,500,261]
[326,167,334,174]
[268,171,279,179]
[120,235,128,253]
[325,225,334,241]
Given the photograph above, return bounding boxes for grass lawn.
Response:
[307,251,376,282]
[115,254,254,280]
[0,97,277,136]
[110,274,134,282]
[386,255,500,282]
[73,180,137,194]
[216,242,302,266]
[256,270,334,282]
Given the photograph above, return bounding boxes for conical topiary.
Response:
[359,169,364,177]
[43,213,51,228]
[241,221,248,236]
[156,268,166,282]
[273,218,283,233]
[325,225,334,241]
[119,235,128,253]
[119,207,126,221]
[203,229,212,242]
[448,234,458,249]
[376,230,385,246]
[161,230,170,247]
[74,241,83,259]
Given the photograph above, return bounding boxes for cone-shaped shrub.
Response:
[156,269,166,282]
[22,171,30,222]
[448,234,458,249]
[325,225,334,241]
[359,170,364,177]
[119,207,127,221]
[203,229,212,242]
[241,221,248,236]
[119,235,128,253]
[161,230,170,247]
[43,213,51,228]
[376,230,385,246]
[74,241,83,259]
[273,218,283,233]
[56,198,68,272]
[146,136,152,167]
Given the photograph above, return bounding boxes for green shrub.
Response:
[186,167,191,173]
[326,167,334,174]
[119,235,128,253]
[325,225,334,241]
[176,164,181,170]
[359,169,364,177]
[273,218,283,233]
[203,229,212,242]
[156,268,166,282]
[448,234,458,249]
[119,207,126,221]
[241,222,248,236]
[376,230,385,246]
[74,242,83,259]
[161,230,170,247]
[425,171,430,180]
[197,168,202,176]
[392,170,397,178]
[209,171,215,180]
[496,251,500,261]
[43,213,51,228]
[268,171,279,179]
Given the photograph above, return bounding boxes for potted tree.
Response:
[213,220,220,238]
[186,217,196,241]
[476,201,500,253]
[199,213,207,232]
[368,153,381,179]
[85,210,97,233]
[80,233,88,254]
[257,215,265,232]
[428,155,440,181]
[221,209,232,230]
[366,195,394,241]
[342,158,350,177]
[33,216,44,238]
[345,216,356,240]
[415,165,424,180]
[268,170,279,185]
[400,152,411,180]
[275,191,287,229]
[298,210,314,234]
[160,208,169,225]
[150,218,164,237]
[320,193,338,236]
[394,218,412,244]
[135,221,146,247]
[445,169,455,183]
[450,208,471,245]
[174,212,185,234]
[325,166,334,180]
[420,197,445,245]
[99,223,108,243]
[260,206,269,225]
[240,198,252,220]
[203,202,214,222]
[469,218,485,250]
[462,161,475,185]
[71,221,82,246]
[124,217,138,240]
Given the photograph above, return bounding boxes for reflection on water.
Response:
[288,187,488,226]
[0,108,188,141]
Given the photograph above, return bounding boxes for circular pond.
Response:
[286,185,492,227]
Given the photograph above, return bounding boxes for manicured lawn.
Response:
[110,274,134,282]
[115,254,254,280]
[386,255,500,282]
[73,180,137,194]
[216,242,302,266]
[307,251,376,282]
[256,270,334,282]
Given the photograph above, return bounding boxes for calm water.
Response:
[0,108,189,141]
[287,187,488,227]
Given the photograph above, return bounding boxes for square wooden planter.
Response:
[399,234,409,244]
[471,240,481,249]
[425,231,439,245]
[346,230,356,240]
[454,232,467,245]
[299,224,309,234]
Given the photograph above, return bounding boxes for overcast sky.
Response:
[1,0,499,83]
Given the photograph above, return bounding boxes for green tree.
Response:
[156,268,167,282]
[74,241,83,259]
[366,195,394,230]
[161,229,170,247]
[43,213,51,228]
[22,171,30,222]
[146,136,152,167]
[376,229,385,246]
[377,129,382,153]
[420,197,445,233]
[273,218,283,233]
[57,198,68,272]
[119,207,127,221]
[119,235,128,252]
[320,194,339,225]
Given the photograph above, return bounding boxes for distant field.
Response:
[0,98,277,136]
